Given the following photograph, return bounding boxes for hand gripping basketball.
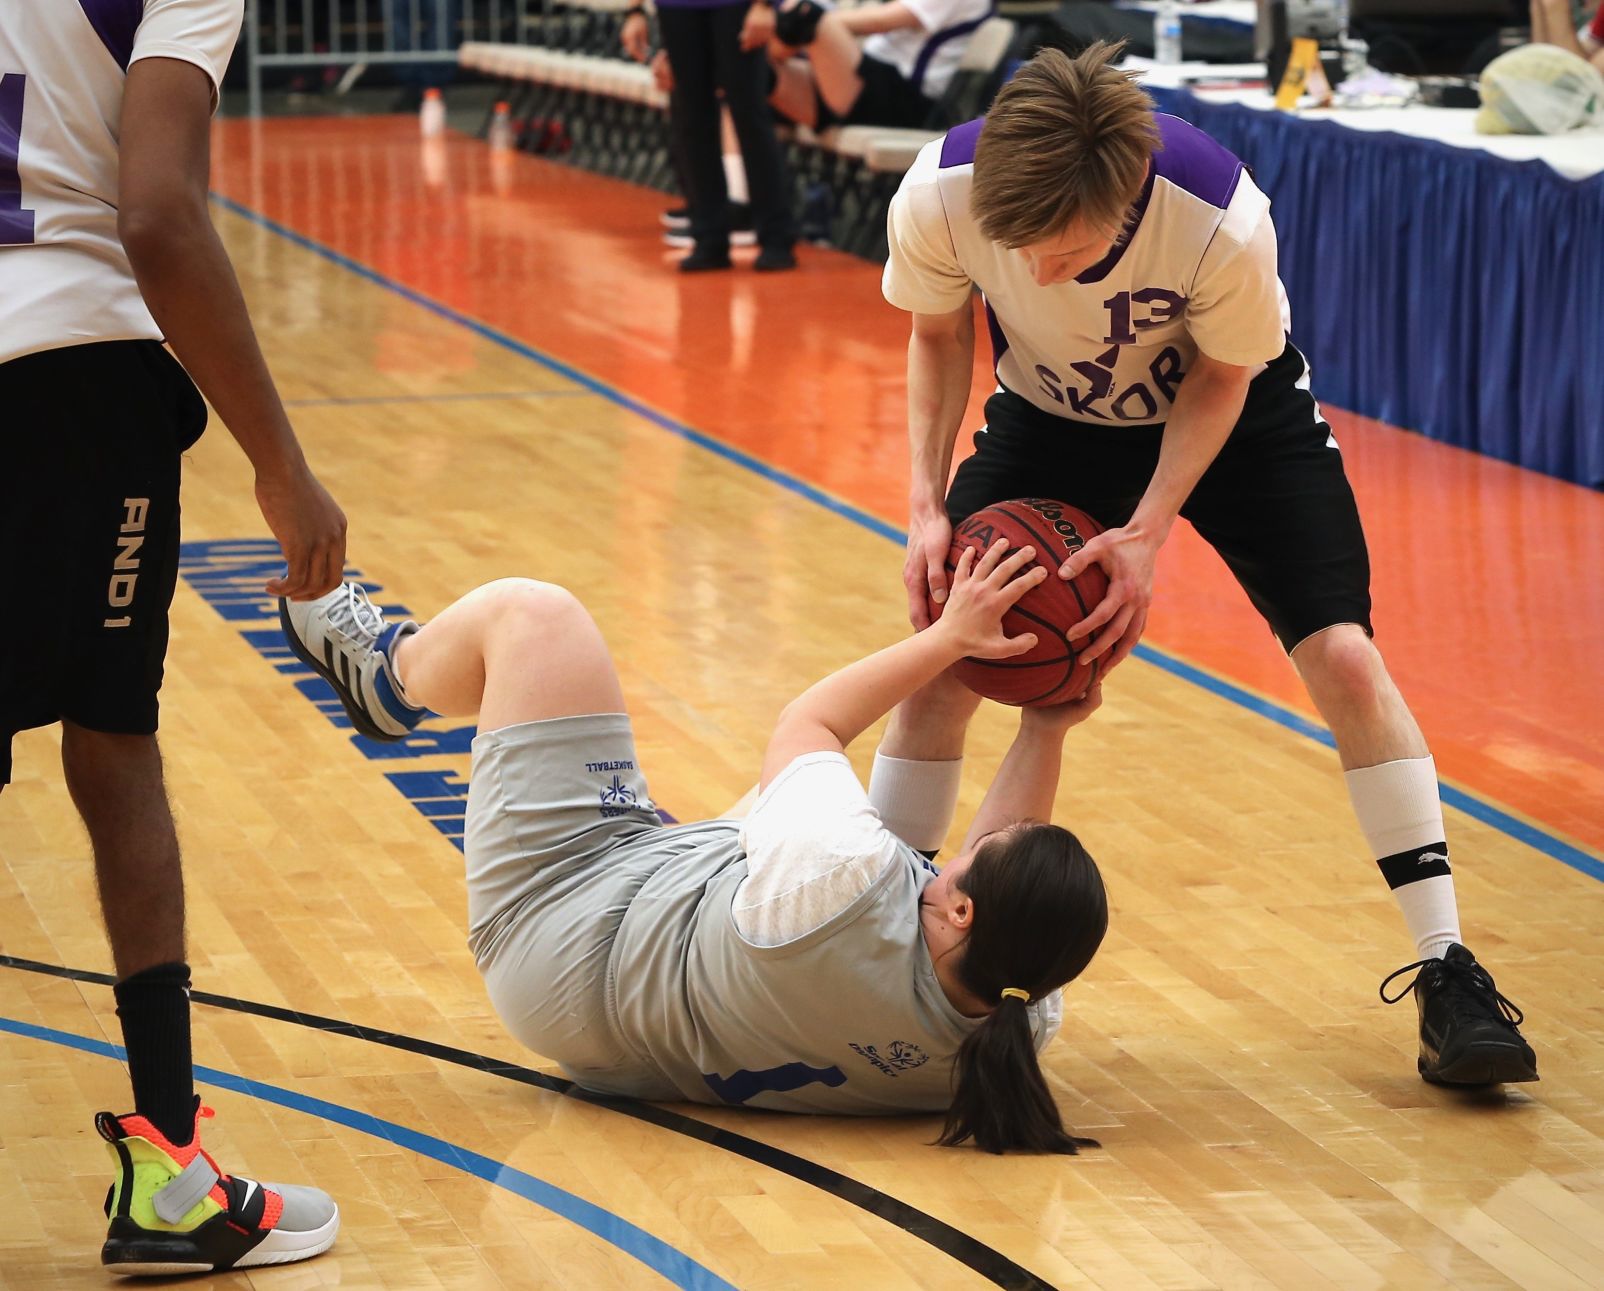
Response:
[935,540,1047,659]
[929,499,1111,707]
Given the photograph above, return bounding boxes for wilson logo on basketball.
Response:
[1018,498,1089,554]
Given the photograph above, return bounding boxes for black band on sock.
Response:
[113,961,196,1146]
[1377,842,1451,890]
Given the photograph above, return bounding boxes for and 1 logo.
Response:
[849,1041,930,1077]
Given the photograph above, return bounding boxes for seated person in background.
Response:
[767,0,995,130]
[1530,0,1604,71]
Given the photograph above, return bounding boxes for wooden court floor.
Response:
[2,117,1602,1290]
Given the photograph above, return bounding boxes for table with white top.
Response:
[1127,59,1604,485]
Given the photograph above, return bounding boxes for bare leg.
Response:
[391,578,626,733]
[802,13,866,117]
[768,57,821,127]
[1290,624,1427,770]
[61,725,185,977]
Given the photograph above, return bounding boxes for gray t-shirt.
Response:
[593,755,1064,1112]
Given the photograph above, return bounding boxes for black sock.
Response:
[113,962,196,1146]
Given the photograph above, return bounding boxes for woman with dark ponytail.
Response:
[934,822,1108,1152]
[282,536,1111,1152]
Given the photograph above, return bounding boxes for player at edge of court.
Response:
[1,0,344,1275]
[881,42,1538,1087]
[280,542,1111,1153]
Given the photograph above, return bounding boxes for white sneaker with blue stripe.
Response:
[279,583,427,742]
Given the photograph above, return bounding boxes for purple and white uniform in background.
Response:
[883,114,1292,425]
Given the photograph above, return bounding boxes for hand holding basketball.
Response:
[1020,682,1104,734]
[904,508,954,629]
[934,539,1046,659]
[1058,523,1158,672]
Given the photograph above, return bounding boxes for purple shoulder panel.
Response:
[76,0,145,72]
[1151,113,1244,209]
[939,118,985,170]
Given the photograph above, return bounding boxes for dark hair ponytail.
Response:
[938,822,1108,1154]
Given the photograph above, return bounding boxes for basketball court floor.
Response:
[2,117,1602,1290]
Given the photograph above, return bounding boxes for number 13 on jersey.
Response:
[1,73,37,245]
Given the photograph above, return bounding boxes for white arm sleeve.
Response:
[734,752,905,948]
[132,0,244,107]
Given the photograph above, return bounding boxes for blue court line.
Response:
[283,389,596,408]
[1133,647,1604,884]
[210,193,903,547]
[0,1015,734,1291]
[208,191,1604,884]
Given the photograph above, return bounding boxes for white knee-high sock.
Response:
[1344,756,1461,960]
[868,753,963,855]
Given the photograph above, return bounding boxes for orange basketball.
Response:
[929,499,1109,707]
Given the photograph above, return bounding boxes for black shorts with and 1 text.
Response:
[945,339,1373,652]
[0,340,206,785]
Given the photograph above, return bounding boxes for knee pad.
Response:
[775,0,826,47]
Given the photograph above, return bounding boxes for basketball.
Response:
[929,499,1109,707]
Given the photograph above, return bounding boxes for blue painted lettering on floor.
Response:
[179,540,674,850]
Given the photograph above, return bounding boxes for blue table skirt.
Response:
[1147,86,1604,488]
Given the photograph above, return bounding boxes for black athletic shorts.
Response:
[0,340,206,785]
[815,53,936,130]
[945,339,1372,652]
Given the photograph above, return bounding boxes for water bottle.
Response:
[1154,0,1183,66]
[488,100,514,151]
[420,86,446,138]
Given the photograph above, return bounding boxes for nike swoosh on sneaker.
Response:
[239,1179,258,1211]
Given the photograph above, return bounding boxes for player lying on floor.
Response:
[282,539,1109,1153]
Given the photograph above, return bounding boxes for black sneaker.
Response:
[1381,943,1538,1086]
[678,244,732,273]
[753,244,797,272]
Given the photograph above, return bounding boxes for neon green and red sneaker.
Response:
[96,1104,338,1277]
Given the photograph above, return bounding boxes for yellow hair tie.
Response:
[999,987,1031,1003]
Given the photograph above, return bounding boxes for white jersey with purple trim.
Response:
[0,0,241,367]
[883,113,1292,425]
[861,0,994,100]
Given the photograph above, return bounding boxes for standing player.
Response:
[882,43,1539,1087]
[1,0,342,1274]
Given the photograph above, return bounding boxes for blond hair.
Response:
[972,42,1160,248]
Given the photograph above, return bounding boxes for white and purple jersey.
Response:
[0,0,241,367]
[883,113,1291,425]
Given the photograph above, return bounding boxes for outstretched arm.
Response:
[761,541,1045,787]
[958,690,1104,852]
[838,2,926,35]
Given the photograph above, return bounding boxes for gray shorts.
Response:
[464,713,664,1082]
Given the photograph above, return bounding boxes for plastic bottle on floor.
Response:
[420,87,446,137]
[1154,0,1183,65]
[488,101,514,151]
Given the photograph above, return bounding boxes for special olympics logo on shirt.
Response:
[599,774,637,817]
[849,1041,929,1077]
